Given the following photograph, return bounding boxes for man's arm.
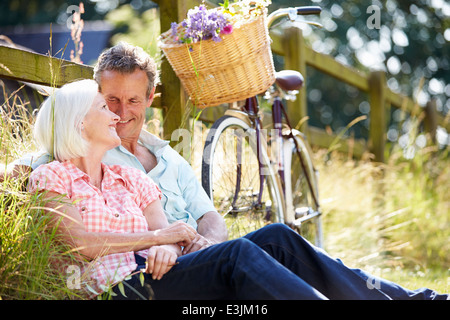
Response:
[0,164,31,183]
[172,155,228,254]
[1,151,50,183]
[197,211,228,244]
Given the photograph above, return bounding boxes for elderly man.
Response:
[2,42,447,300]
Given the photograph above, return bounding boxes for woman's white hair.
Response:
[34,79,99,162]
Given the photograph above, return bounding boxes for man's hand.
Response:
[146,245,180,280]
[182,234,215,255]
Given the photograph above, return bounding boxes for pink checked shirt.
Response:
[28,160,161,296]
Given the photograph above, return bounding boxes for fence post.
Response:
[424,99,438,144]
[155,0,201,141]
[282,27,308,135]
[368,70,387,163]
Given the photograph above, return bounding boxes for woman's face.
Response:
[82,93,121,151]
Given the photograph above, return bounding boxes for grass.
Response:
[316,145,449,293]
[0,90,83,300]
[0,184,82,299]
[1,87,448,298]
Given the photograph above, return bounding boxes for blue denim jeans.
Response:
[112,223,447,300]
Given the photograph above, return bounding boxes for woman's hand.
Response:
[154,220,198,247]
[146,244,180,280]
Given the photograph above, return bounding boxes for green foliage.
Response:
[105,5,161,61]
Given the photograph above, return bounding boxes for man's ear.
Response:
[146,87,156,108]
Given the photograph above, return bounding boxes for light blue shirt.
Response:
[14,130,216,230]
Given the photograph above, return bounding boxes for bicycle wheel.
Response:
[202,115,284,239]
[282,129,323,247]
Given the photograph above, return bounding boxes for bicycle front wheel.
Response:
[202,115,284,239]
[283,129,323,247]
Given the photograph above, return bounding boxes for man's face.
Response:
[99,69,154,143]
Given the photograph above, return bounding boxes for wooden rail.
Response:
[1,0,447,163]
[0,45,93,87]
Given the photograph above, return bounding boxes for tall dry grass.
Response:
[316,143,448,293]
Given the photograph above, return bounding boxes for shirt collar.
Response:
[138,129,170,159]
[61,161,125,188]
[102,163,127,187]
[114,129,169,156]
[61,161,86,180]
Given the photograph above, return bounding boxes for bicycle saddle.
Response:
[275,70,304,91]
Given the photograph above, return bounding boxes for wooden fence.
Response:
[1,0,448,164]
[153,0,449,163]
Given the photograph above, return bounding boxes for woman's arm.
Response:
[42,192,196,260]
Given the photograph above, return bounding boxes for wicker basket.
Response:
[159,14,275,108]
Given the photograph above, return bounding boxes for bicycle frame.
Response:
[229,5,322,209]
[227,97,266,210]
[229,94,319,212]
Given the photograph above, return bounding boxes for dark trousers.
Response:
[112,223,447,300]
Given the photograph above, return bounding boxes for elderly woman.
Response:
[28,79,197,297]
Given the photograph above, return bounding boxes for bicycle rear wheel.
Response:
[202,115,284,239]
[283,129,323,247]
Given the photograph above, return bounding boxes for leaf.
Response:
[139,272,145,287]
[118,282,127,298]
[85,283,100,296]
[124,274,132,281]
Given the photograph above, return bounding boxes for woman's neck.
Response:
[70,149,105,189]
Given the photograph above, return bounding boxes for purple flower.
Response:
[212,32,222,42]
[171,22,178,37]
[171,5,230,44]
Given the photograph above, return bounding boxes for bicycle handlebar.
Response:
[296,6,322,15]
[267,6,322,28]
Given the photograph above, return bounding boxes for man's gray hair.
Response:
[93,42,160,97]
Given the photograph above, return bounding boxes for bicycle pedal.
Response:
[254,202,263,211]
[295,207,310,219]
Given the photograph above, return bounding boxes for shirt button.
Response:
[115,214,119,218]
[81,206,86,212]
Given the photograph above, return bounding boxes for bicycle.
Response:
[201,6,324,247]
